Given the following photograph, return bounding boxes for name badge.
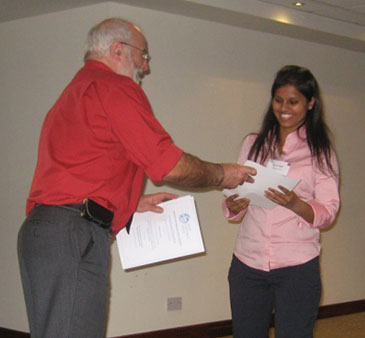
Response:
[267,159,290,176]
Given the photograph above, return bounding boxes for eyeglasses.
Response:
[119,41,151,62]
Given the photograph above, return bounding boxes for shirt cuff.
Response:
[305,200,329,228]
[145,144,183,182]
[222,199,246,221]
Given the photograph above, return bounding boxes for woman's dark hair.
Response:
[248,65,334,174]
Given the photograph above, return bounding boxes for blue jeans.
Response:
[228,255,321,338]
[18,204,111,338]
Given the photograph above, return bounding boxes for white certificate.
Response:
[223,160,301,209]
[116,195,205,270]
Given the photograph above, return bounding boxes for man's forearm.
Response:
[163,153,224,188]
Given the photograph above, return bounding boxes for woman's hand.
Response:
[264,185,299,210]
[226,194,250,215]
[264,185,314,223]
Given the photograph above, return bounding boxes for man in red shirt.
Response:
[18,18,255,338]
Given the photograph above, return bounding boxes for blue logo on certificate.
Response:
[179,213,190,224]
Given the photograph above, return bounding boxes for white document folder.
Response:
[116,195,205,270]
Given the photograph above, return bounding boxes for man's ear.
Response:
[109,41,123,60]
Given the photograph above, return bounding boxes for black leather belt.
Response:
[38,200,134,233]
[64,203,83,211]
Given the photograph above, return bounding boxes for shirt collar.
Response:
[84,60,114,73]
[282,126,307,153]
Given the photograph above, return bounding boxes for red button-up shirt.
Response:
[27,60,183,233]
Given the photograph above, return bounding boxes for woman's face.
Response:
[272,84,315,136]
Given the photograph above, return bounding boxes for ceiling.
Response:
[1,0,365,26]
[1,0,364,52]
[257,0,365,26]
[0,0,102,23]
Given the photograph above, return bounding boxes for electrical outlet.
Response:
[167,297,182,311]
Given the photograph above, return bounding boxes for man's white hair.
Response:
[84,18,135,61]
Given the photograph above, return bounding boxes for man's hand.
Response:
[136,192,179,213]
[220,163,256,189]
[163,153,256,189]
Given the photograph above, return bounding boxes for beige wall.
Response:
[1,2,364,336]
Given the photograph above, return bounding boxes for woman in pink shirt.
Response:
[225,65,340,338]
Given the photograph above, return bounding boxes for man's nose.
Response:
[142,59,149,73]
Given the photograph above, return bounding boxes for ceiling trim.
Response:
[1,0,364,53]
[115,0,365,53]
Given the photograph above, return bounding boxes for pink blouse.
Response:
[224,127,340,271]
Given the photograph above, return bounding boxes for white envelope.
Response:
[223,160,300,209]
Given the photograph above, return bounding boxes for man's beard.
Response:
[133,67,145,86]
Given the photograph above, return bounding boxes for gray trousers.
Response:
[18,204,111,338]
[228,255,321,338]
